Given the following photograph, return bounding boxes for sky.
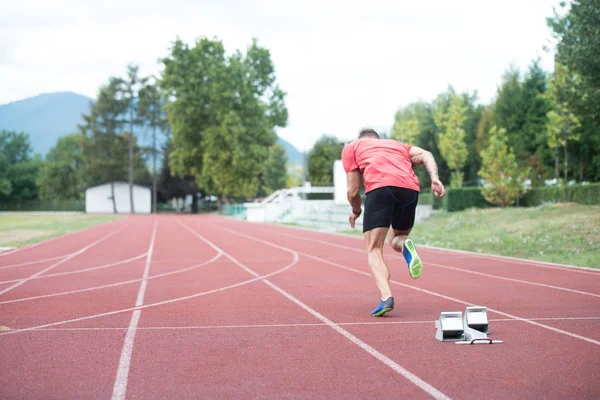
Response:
[1,0,561,152]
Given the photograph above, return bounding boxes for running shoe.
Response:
[403,238,423,279]
[371,297,394,317]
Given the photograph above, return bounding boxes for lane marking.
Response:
[300,250,600,347]
[0,255,70,270]
[261,220,600,274]
[211,224,451,400]
[217,224,600,346]
[250,225,600,297]
[0,253,147,285]
[112,219,158,400]
[0,218,126,257]
[7,316,600,332]
[0,225,296,337]
[0,253,223,305]
[0,227,126,296]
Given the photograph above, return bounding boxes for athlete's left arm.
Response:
[347,170,362,228]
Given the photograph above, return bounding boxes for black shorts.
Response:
[363,186,419,233]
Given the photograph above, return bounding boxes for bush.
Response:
[444,187,490,212]
[0,199,85,212]
[568,183,600,205]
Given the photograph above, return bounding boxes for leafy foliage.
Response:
[307,135,344,186]
[478,126,530,207]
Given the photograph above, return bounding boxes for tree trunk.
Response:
[191,191,198,214]
[579,158,584,183]
[152,124,157,214]
[563,143,568,202]
[217,198,222,214]
[110,180,117,214]
[554,150,559,181]
[128,124,135,214]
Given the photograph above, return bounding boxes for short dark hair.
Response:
[358,128,380,139]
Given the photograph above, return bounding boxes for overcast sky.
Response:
[1,0,560,152]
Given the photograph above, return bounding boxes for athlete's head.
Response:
[358,128,380,139]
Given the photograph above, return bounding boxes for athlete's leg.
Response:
[388,228,411,253]
[364,227,393,300]
[388,188,422,279]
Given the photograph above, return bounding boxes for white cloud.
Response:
[0,0,559,151]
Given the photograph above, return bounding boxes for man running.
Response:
[341,128,445,316]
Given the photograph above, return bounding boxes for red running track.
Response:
[0,214,599,399]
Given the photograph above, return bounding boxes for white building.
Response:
[85,182,151,214]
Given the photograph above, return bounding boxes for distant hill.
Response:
[0,92,92,156]
[0,92,304,165]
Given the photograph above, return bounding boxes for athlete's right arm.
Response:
[409,146,446,198]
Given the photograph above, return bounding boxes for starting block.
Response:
[435,306,503,345]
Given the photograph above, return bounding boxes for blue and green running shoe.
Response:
[403,238,422,279]
[371,297,394,317]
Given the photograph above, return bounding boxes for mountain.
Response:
[0,92,92,156]
[0,92,304,165]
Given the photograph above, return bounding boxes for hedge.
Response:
[427,183,599,212]
[443,187,489,212]
[0,199,85,212]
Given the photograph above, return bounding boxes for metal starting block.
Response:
[435,306,503,344]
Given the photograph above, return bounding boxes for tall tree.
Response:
[37,133,85,201]
[259,142,288,196]
[139,78,168,213]
[545,63,582,198]
[118,64,147,214]
[493,66,527,154]
[436,94,469,188]
[79,79,127,213]
[548,0,600,182]
[0,130,42,202]
[479,126,529,207]
[391,104,421,144]
[159,37,287,210]
[307,135,344,186]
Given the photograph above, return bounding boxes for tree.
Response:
[259,142,288,196]
[478,126,530,207]
[548,1,600,182]
[307,135,344,186]
[201,112,274,203]
[139,78,168,213]
[79,79,128,213]
[0,130,43,202]
[545,62,582,198]
[391,104,420,144]
[548,0,600,95]
[37,133,85,201]
[159,37,287,210]
[436,94,469,188]
[118,64,148,214]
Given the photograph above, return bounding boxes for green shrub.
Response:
[444,187,490,212]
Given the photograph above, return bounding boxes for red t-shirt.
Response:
[341,138,420,193]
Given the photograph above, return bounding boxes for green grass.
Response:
[342,203,600,269]
[0,214,123,248]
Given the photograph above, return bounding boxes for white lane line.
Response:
[251,226,600,297]
[294,249,600,346]
[112,219,158,400]
[0,253,147,285]
[0,255,70,270]
[0,253,224,305]
[263,221,600,274]
[209,225,451,400]
[428,261,600,298]
[8,316,600,332]
[0,218,126,257]
[0,227,126,296]
[0,227,296,337]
